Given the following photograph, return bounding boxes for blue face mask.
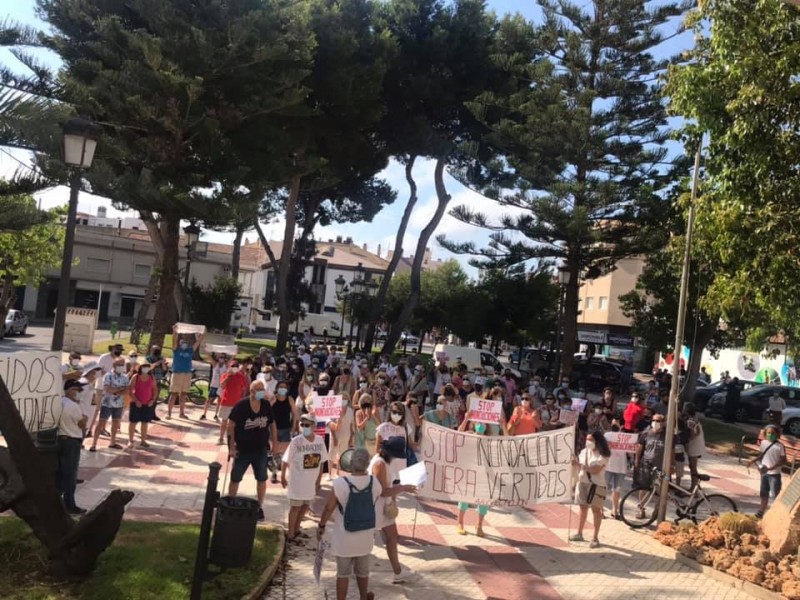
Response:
[277,388,287,397]
[475,423,487,435]
[255,390,266,400]
[302,426,313,437]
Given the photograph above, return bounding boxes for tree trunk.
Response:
[231,223,244,280]
[559,261,580,380]
[363,156,418,353]
[0,376,133,576]
[150,217,180,349]
[681,321,717,404]
[382,158,450,355]
[130,270,159,346]
[275,175,302,354]
[253,220,278,270]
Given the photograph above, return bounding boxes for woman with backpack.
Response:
[369,438,417,584]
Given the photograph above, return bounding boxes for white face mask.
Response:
[652,422,663,432]
[436,403,445,411]
[230,366,239,373]
[264,374,272,380]
[115,366,125,374]
[586,440,596,451]
[141,367,150,375]
[390,413,402,424]
[594,408,602,415]
[70,358,80,367]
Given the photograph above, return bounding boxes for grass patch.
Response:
[0,517,280,600]
[700,417,750,456]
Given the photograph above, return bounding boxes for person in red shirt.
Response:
[218,359,250,445]
[622,392,645,432]
[506,394,543,435]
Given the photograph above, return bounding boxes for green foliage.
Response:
[666,0,800,344]
[717,512,758,535]
[186,276,242,332]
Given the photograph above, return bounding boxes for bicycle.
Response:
[619,466,738,528]
[156,370,209,406]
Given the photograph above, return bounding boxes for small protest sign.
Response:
[605,431,638,452]
[312,394,344,422]
[559,408,579,426]
[571,398,588,413]
[467,397,502,424]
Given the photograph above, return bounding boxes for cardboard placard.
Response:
[559,409,578,426]
[174,323,206,335]
[571,398,588,413]
[0,351,62,432]
[605,431,638,452]
[467,397,502,424]
[312,394,344,422]
[204,343,239,356]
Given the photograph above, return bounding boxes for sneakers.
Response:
[257,507,265,521]
[456,525,467,535]
[569,533,584,542]
[589,539,600,548]
[392,566,414,584]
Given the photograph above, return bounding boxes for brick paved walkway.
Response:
[7,401,766,599]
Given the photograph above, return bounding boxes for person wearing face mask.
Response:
[89,357,129,452]
[353,376,371,408]
[227,380,278,521]
[587,402,611,432]
[355,397,380,455]
[218,360,250,445]
[62,351,83,381]
[256,365,278,397]
[402,392,423,444]
[166,326,204,420]
[299,367,317,406]
[622,392,645,433]
[540,394,558,430]
[455,415,501,535]
[507,394,542,435]
[282,414,328,542]
[126,350,139,374]
[270,378,301,483]
[58,380,89,514]
[634,414,667,519]
[747,424,787,518]
[552,376,573,398]
[201,353,228,421]
[570,431,611,548]
[127,362,158,448]
[423,395,457,429]
[408,365,428,407]
[328,393,354,478]
[527,376,545,404]
[375,402,410,481]
[333,364,355,398]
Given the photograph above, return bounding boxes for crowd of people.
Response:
[52,334,790,599]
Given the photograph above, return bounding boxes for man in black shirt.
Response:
[227,379,278,520]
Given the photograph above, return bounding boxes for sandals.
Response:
[140,441,150,448]
[456,526,467,535]
[109,443,123,450]
[476,528,485,538]
[89,446,96,453]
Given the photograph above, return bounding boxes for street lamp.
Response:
[181,221,201,321]
[51,117,102,351]
[334,274,348,342]
[553,265,571,383]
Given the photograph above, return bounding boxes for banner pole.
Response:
[411,498,419,540]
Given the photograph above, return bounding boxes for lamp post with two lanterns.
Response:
[334,262,378,356]
[180,221,201,322]
[552,265,572,384]
[51,117,102,352]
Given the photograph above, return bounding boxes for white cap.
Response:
[81,361,102,376]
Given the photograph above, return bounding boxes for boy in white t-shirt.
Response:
[282,414,328,542]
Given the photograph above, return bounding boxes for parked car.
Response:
[693,379,759,412]
[509,347,535,364]
[4,309,28,336]
[432,344,521,379]
[568,358,623,393]
[781,406,800,438]
[400,331,420,345]
[706,385,800,422]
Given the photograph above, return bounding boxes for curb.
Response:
[242,525,286,600]
[669,549,783,600]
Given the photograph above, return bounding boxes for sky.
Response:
[0,1,690,277]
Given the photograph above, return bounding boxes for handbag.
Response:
[384,499,399,519]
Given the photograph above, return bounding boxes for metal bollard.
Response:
[190,462,221,600]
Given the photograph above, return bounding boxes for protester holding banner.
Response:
[455,415,501,536]
[423,395,458,430]
[570,431,611,548]
[89,357,129,452]
[506,394,542,436]
[368,438,417,584]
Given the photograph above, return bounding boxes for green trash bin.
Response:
[209,496,259,568]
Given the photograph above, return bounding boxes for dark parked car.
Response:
[568,358,622,393]
[706,384,800,422]
[693,379,759,412]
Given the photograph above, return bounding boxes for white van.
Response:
[432,344,520,378]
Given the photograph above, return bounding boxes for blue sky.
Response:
[0,1,690,276]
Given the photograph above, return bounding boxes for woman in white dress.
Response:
[328,392,354,477]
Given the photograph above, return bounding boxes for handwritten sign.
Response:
[559,408,578,426]
[312,394,344,422]
[174,322,206,335]
[418,422,574,507]
[468,397,502,424]
[435,351,450,364]
[571,398,588,413]
[605,431,638,452]
[0,351,62,432]
[203,343,239,356]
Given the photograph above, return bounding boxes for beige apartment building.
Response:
[576,256,646,366]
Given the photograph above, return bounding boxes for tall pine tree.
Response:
[443,0,684,377]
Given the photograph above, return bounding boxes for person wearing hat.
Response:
[217,359,250,445]
[747,424,787,518]
[282,413,328,542]
[126,349,139,375]
[317,447,381,600]
[58,380,88,514]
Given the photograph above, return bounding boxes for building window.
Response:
[585,297,594,310]
[133,264,151,279]
[264,271,275,309]
[311,262,326,285]
[86,257,110,273]
[599,296,608,310]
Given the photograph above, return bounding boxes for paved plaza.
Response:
[42,400,767,600]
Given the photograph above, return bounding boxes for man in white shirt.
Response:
[748,424,787,518]
[281,414,328,542]
[298,346,312,367]
[317,447,380,600]
[58,380,88,514]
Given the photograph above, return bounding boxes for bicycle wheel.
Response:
[188,377,209,406]
[620,486,660,528]
[157,379,170,404]
[689,493,738,523]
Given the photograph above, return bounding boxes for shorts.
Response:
[605,471,625,492]
[760,473,782,499]
[289,498,311,507]
[277,428,292,443]
[208,386,219,399]
[129,403,154,423]
[219,405,234,420]
[336,555,370,579]
[457,501,488,516]
[231,449,270,483]
[99,405,123,420]
[576,481,607,508]
[169,372,191,394]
